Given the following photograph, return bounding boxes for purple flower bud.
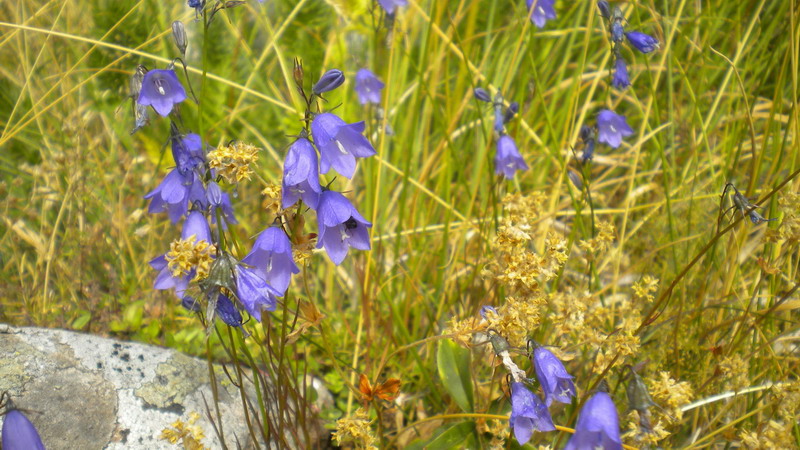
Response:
[172,21,187,55]
[579,124,595,142]
[564,391,622,450]
[611,21,625,43]
[137,69,186,117]
[206,181,223,207]
[612,56,630,90]
[181,296,201,312]
[532,346,576,406]
[625,31,659,53]
[596,109,634,148]
[316,190,372,265]
[494,135,529,179]
[355,69,385,105]
[378,0,408,14]
[242,226,300,295]
[473,87,492,103]
[509,382,556,445]
[597,1,611,20]
[2,410,45,450]
[215,293,243,327]
[311,113,376,179]
[503,102,520,124]
[526,0,556,29]
[282,137,322,209]
[312,69,345,95]
[171,132,204,175]
[581,138,596,162]
[234,265,281,319]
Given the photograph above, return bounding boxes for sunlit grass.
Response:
[1,0,799,447]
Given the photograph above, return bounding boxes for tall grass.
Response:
[1,0,799,447]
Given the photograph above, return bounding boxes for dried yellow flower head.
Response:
[208,141,259,184]
[484,295,546,347]
[632,276,659,303]
[332,408,377,449]
[159,412,207,450]
[443,316,485,347]
[261,183,282,215]
[649,371,693,422]
[778,191,800,243]
[166,235,217,280]
[578,221,616,258]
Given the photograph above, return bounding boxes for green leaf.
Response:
[437,340,474,412]
[419,422,478,450]
[71,312,91,330]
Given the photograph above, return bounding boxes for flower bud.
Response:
[130,65,147,99]
[206,181,223,207]
[473,87,491,103]
[293,57,304,86]
[597,1,611,20]
[503,101,519,124]
[312,69,345,95]
[172,21,187,55]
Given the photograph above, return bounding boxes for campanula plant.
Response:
[565,385,623,450]
[509,382,556,445]
[596,109,634,148]
[531,344,577,406]
[355,69,385,105]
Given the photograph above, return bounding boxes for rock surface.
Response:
[0,325,255,449]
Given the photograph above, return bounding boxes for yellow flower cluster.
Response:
[166,235,216,280]
[719,354,750,391]
[740,420,795,449]
[778,191,800,243]
[443,315,484,348]
[578,221,616,260]
[261,182,282,215]
[208,141,260,184]
[159,412,207,450]
[332,408,377,449]
[648,371,693,422]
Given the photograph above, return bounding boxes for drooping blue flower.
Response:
[355,69,385,105]
[205,180,238,225]
[378,0,408,14]
[150,211,211,298]
[532,346,576,406]
[144,168,206,223]
[316,190,372,265]
[181,295,201,312]
[526,0,556,29]
[281,137,322,209]
[242,225,300,295]
[612,56,630,90]
[137,69,186,117]
[597,109,634,148]
[2,409,45,450]
[473,87,491,103]
[311,113,376,179]
[564,391,623,450]
[509,382,556,445]
[494,135,529,179]
[625,31,659,53]
[215,293,243,327]
[579,125,597,162]
[171,132,205,175]
[312,69,345,95]
[234,265,280,319]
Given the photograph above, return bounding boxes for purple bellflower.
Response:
[626,31,659,53]
[526,0,556,29]
[2,410,46,450]
[494,135,529,179]
[206,181,238,225]
[281,137,322,209]
[532,346,576,406]
[597,109,634,148]
[473,87,491,103]
[564,391,623,450]
[137,69,186,117]
[234,265,281,319]
[311,113,377,179]
[509,382,556,445]
[150,210,211,298]
[612,56,630,90]
[355,69,385,105]
[312,69,345,95]
[316,190,372,265]
[378,0,408,14]
[215,293,243,327]
[171,132,205,175]
[144,168,206,223]
[242,226,300,295]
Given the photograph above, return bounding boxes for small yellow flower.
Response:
[332,408,377,449]
[159,412,207,450]
[208,141,260,184]
[166,235,216,280]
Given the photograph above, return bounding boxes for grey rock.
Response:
[0,325,257,449]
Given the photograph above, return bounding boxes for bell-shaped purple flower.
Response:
[144,168,206,223]
[564,391,623,450]
[378,0,407,14]
[2,409,45,450]
[494,135,529,179]
[281,137,322,209]
[526,0,556,28]
[234,265,280,319]
[311,113,376,179]
[312,69,345,95]
[242,226,300,295]
[355,69,385,105]
[150,211,211,298]
[532,346,576,406]
[625,31,659,53]
[509,382,556,445]
[206,181,238,225]
[316,190,372,265]
[137,69,186,117]
[612,56,630,90]
[171,132,204,175]
[597,109,634,148]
